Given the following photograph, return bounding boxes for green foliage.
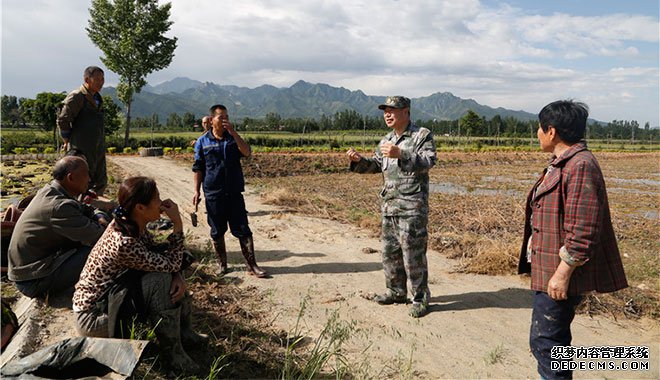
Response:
[107,147,117,154]
[102,95,122,135]
[87,0,178,146]
[460,109,486,136]
[166,112,182,129]
[120,316,158,342]
[182,111,196,130]
[123,147,133,154]
[20,92,66,131]
[163,147,173,154]
[281,295,354,379]
[28,148,39,154]
[13,147,25,155]
[1,95,22,127]
[174,147,182,153]
[265,112,282,128]
[43,147,55,154]
[20,92,67,147]
[0,131,52,154]
[206,355,230,380]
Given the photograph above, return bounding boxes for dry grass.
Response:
[247,151,659,319]
[0,159,312,379]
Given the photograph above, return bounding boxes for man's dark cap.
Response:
[378,96,411,110]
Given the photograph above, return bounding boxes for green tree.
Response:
[490,114,503,141]
[132,116,152,132]
[151,113,161,131]
[166,112,182,129]
[265,112,282,129]
[87,0,177,146]
[1,95,22,127]
[182,112,196,130]
[20,92,67,147]
[242,116,256,130]
[459,110,484,137]
[333,109,362,130]
[102,95,122,135]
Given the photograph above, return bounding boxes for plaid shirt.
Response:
[518,142,628,295]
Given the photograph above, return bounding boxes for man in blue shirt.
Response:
[192,105,267,278]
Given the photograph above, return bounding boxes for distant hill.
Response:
[101,77,538,121]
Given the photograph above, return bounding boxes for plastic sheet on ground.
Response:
[1,336,149,379]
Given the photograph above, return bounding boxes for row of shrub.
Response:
[106,146,195,154]
[7,147,57,155]
[3,130,658,155]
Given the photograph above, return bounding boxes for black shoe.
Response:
[374,293,407,305]
[409,302,429,318]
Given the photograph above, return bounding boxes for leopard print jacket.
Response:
[73,219,184,312]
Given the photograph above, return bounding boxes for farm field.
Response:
[3,150,658,317]
[176,150,660,319]
[2,128,659,154]
[1,150,658,378]
[238,152,660,318]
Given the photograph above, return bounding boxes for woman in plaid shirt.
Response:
[518,100,628,380]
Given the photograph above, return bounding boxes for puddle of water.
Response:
[607,188,657,196]
[640,211,659,220]
[430,183,467,195]
[625,210,659,220]
[430,182,520,196]
[609,178,660,186]
[482,175,536,185]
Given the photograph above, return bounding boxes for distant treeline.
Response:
[3,94,658,142]
[109,108,660,142]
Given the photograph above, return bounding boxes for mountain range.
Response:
[101,77,538,122]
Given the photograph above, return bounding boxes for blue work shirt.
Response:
[192,131,246,199]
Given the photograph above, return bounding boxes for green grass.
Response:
[483,344,506,365]
[3,128,658,152]
[281,294,356,379]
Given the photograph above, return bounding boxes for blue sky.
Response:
[2,0,659,125]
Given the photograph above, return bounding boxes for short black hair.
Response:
[209,104,227,115]
[52,156,87,180]
[538,100,589,143]
[84,66,104,79]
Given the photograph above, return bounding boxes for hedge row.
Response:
[0,133,348,155]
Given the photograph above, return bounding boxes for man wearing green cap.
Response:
[347,96,437,318]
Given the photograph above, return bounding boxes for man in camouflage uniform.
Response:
[347,96,437,318]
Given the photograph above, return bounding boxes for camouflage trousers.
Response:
[381,215,430,304]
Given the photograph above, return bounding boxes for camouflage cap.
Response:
[378,96,411,110]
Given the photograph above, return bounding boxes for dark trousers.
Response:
[205,193,252,240]
[530,291,583,380]
[15,246,92,299]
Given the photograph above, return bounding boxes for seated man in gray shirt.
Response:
[8,156,106,299]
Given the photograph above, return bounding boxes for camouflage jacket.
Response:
[350,123,437,216]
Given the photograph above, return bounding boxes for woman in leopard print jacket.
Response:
[73,176,205,374]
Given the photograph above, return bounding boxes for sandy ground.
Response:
[26,155,660,379]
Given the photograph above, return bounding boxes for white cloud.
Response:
[1,0,658,125]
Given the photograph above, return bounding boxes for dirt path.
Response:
[110,155,659,379]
